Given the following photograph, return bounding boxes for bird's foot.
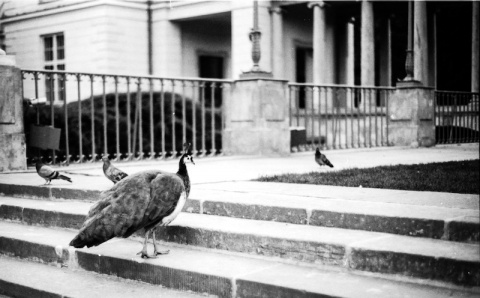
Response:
[154,249,170,256]
[137,251,157,259]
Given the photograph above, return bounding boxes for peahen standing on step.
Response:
[69,143,195,258]
[315,148,334,168]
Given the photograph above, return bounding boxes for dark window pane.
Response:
[44,36,53,61]
[57,64,65,70]
[44,66,55,102]
[57,35,65,59]
[56,34,64,47]
[44,36,53,48]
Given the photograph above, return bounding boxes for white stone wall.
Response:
[3,2,149,102]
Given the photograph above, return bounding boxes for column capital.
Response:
[268,6,283,14]
[308,1,326,9]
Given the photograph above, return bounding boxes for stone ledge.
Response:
[0,204,478,286]
[1,187,478,243]
[0,221,478,296]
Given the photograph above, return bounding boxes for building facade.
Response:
[1,1,477,97]
[0,0,478,167]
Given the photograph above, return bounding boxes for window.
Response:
[43,33,65,102]
[199,55,224,107]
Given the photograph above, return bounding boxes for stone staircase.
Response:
[0,181,479,298]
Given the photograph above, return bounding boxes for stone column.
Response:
[223,78,290,155]
[414,1,428,85]
[270,7,284,79]
[309,1,326,85]
[347,20,355,86]
[0,52,27,171]
[361,0,375,86]
[472,1,479,92]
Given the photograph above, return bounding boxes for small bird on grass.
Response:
[315,148,334,168]
[35,159,72,185]
[102,156,128,184]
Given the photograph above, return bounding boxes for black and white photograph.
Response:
[0,0,478,297]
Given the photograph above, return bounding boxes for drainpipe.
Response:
[147,0,153,75]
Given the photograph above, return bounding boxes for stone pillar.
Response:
[223,78,290,155]
[0,53,27,171]
[472,1,479,92]
[388,85,435,147]
[347,20,355,86]
[361,0,375,86]
[270,7,284,79]
[414,1,428,85]
[309,1,327,85]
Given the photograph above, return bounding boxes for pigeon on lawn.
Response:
[315,148,334,168]
[35,159,72,184]
[70,143,195,258]
[102,156,128,184]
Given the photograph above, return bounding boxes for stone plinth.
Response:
[388,82,435,147]
[0,54,27,171]
[223,78,290,155]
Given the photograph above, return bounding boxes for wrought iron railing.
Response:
[435,90,479,144]
[22,69,232,165]
[288,83,394,151]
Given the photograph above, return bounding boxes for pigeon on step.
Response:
[35,159,72,184]
[102,156,128,184]
[315,148,334,168]
[70,143,195,258]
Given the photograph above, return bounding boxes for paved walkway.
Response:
[0,143,478,191]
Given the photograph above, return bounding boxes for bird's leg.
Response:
[152,228,170,256]
[137,229,157,259]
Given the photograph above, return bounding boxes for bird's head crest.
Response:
[182,142,195,165]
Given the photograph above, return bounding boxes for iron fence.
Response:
[288,83,394,151]
[22,69,232,165]
[435,90,479,144]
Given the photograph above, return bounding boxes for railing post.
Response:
[0,53,27,171]
[224,78,290,155]
[388,84,435,147]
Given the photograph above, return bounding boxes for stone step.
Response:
[0,196,479,286]
[0,221,478,298]
[1,181,478,242]
[0,255,205,298]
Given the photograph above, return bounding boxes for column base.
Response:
[240,70,273,79]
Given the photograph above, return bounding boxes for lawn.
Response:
[256,159,480,194]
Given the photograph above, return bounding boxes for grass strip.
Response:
[256,159,479,194]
